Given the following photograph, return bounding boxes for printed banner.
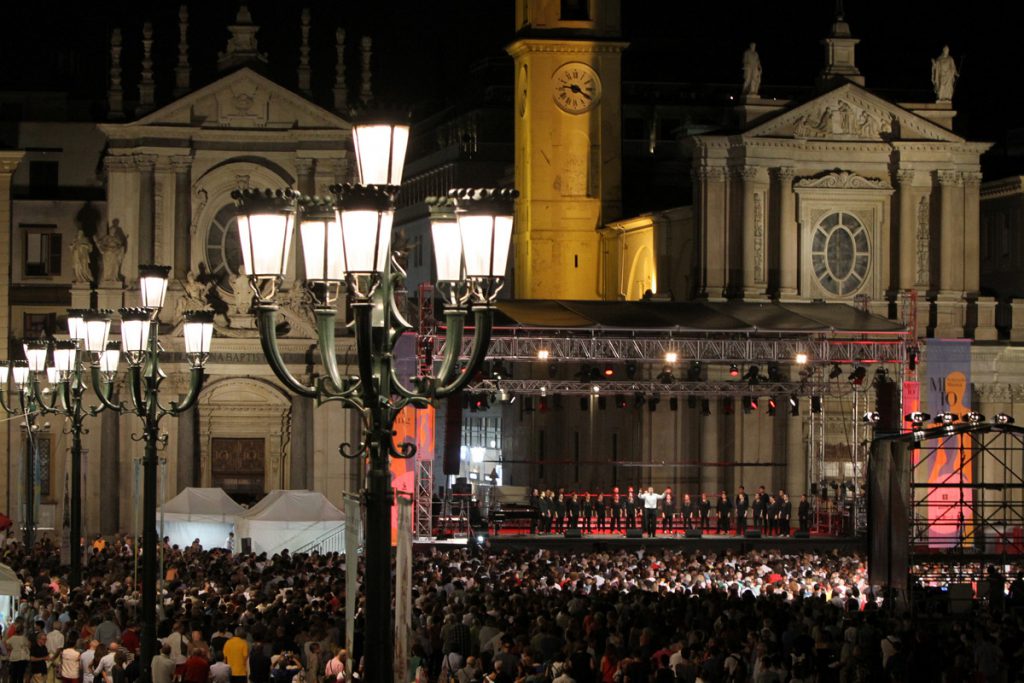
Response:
[390,403,435,544]
[924,339,973,548]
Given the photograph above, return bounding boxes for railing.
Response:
[293,525,349,555]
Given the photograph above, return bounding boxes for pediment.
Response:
[126,68,350,131]
[744,83,962,143]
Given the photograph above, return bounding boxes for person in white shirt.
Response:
[46,623,66,656]
[638,487,667,537]
[209,654,231,683]
[80,640,99,683]
[60,640,82,683]
[93,642,119,683]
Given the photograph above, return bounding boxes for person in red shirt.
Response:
[119,625,139,656]
[182,647,211,683]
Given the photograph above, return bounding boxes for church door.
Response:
[211,437,265,505]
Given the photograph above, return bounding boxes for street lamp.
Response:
[49,268,213,680]
[233,117,515,682]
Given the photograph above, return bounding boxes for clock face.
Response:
[552,62,601,114]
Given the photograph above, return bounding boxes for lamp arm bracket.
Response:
[339,439,370,460]
[0,389,15,415]
[257,305,317,398]
[387,366,426,400]
[314,309,348,395]
[167,369,206,414]
[388,438,417,459]
[435,307,492,398]
[433,309,468,387]
[89,367,128,413]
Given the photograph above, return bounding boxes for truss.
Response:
[468,378,864,398]
[442,333,906,365]
[414,458,433,541]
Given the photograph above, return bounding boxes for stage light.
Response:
[633,392,646,408]
[935,412,957,426]
[657,367,675,384]
[701,399,711,416]
[686,361,702,382]
[829,363,843,379]
[907,346,918,371]
[905,411,930,425]
[537,349,550,360]
[789,394,799,416]
[744,396,757,413]
[591,384,601,394]
[616,394,628,409]
[795,352,808,365]
[848,366,866,385]
[498,389,510,403]
[664,351,679,364]
[811,396,822,414]
[603,364,615,377]
[648,395,660,412]
[723,397,734,415]
[687,395,697,409]
[965,411,985,424]
[670,397,679,411]
[539,397,549,412]
[626,362,637,379]
[767,397,777,416]
[729,364,739,377]
[862,411,880,424]
[540,385,547,396]
[994,413,1015,425]
[767,364,781,382]
[743,365,760,384]
[548,363,558,378]
[491,361,510,380]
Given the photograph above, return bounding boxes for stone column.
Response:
[938,170,964,294]
[699,166,727,300]
[100,401,120,535]
[290,396,314,489]
[0,152,23,516]
[176,401,195,490]
[171,156,192,280]
[775,167,798,298]
[740,166,768,299]
[699,403,722,495]
[897,169,917,290]
[293,158,316,283]
[136,154,157,266]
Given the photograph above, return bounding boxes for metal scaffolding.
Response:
[468,378,859,397]
[414,458,433,541]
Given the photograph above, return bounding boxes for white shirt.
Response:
[639,492,665,509]
[81,648,97,683]
[94,652,118,683]
[46,630,66,655]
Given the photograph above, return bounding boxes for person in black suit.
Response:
[566,493,580,529]
[610,488,622,532]
[780,493,793,536]
[554,492,566,532]
[529,488,540,535]
[698,493,712,533]
[624,489,638,530]
[538,491,551,533]
[766,494,779,536]
[735,486,749,535]
[594,493,606,532]
[581,493,593,533]
[755,485,768,533]
[716,490,733,534]
[680,494,694,530]
[798,494,811,533]
[661,490,676,533]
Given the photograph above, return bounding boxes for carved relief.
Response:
[191,187,208,235]
[153,176,165,264]
[213,79,269,127]
[791,98,892,139]
[753,192,765,284]
[794,171,890,190]
[915,196,930,287]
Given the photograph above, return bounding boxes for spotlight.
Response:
[862,411,880,424]
[767,397,777,416]
[934,412,957,426]
[540,385,547,396]
[498,389,510,403]
[723,397,734,415]
[491,361,511,380]
[811,396,822,414]
[766,364,781,382]
[670,397,679,411]
[701,399,711,416]
[548,363,558,378]
[848,366,866,385]
[965,411,985,424]
[664,351,679,364]
[994,413,1015,425]
[591,384,601,394]
[789,394,799,416]
[687,395,697,409]
[626,362,638,379]
[686,361,702,382]
[616,394,628,409]
[743,365,761,384]
[658,366,675,384]
[907,346,918,371]
[539,397,549,412]
[537,349,550,360]
[795,352,808,365]
[729,364,739,377]
[744,396,757,413]
[648,395,660,412]
[633,392,646,408]
[905,411,930,426]
[603,364,615,378]
[829,364,843,380]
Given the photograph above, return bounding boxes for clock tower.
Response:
[507,0,627,300]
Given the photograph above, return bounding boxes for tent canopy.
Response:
[0,563,21,597]
[159,487,244,550]
[236,490,345,555]
[240,489,344,522]
[161,487,244,519]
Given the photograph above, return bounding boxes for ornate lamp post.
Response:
[233,117,515,683]
[50,267,213,680]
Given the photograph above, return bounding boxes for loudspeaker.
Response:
[240,537,252,554]
[435,532,453,541]
[744,530,762,539]
[793,530,810,539]
[443,395,463,475]
[685,529,702,538]
[564,528,582,538]
[626,528,643,538]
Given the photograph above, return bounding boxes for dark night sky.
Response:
[1,1,1022,146]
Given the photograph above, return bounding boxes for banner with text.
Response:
[924,339,973,548]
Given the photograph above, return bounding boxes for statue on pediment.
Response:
[742,43,762,97]
[931,45,958,102]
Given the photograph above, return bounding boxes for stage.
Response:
[417,530,865,555]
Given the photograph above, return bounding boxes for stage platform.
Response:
[417,531,865,555]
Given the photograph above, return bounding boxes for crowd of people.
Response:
[525,486,811,538]
[0,534,1022,682]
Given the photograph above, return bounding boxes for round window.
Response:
[204,204,243,292]
[811,212,870,295]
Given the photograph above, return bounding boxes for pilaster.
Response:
[896,168,917,290]
[697,166,727,300]
[171,156,193,280]
[0,152,24,516]
[934,170,966,338]
[136,154,157,266]
[740,166,769,299]
[774,167,798,298]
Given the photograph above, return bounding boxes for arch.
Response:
[624,243,655,301]
[197,376,293,498]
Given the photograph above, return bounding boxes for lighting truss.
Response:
[469,378,854,397]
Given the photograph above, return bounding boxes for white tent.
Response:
[235,489,345,555]
[159,487,245,550]
[0,563,22,631]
